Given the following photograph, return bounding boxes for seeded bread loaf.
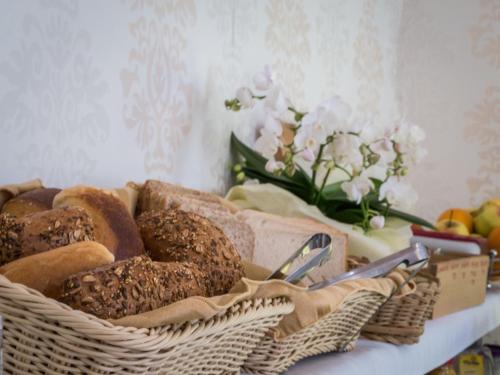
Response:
[60,255,207,319]
[137,180,255,260]
[53,186,145,261]
[0,207,95,266]
[1,188,61,217]
[136,209,244,296]
[0,241,114,299]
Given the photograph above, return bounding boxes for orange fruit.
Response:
[437,209,474,232]
[489,227,500,272]
[488,227,500,251]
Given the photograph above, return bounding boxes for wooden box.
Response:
[429,253,490,319]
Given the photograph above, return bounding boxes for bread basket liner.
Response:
[111,261,395,341]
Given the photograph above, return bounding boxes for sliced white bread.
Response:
[237,209,347,284]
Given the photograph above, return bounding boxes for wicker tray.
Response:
[0,275,294,375]
[346,256,441,345]
[242,282,393,375]
[361,270,440,345]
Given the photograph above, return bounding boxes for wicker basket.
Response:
[0,275,294,375]
[242,285,392,375]
[361,270,440,345]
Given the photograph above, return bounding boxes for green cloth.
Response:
[226,183,412,261]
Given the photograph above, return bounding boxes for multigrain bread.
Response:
[0,207,95,266]
[60,255,207,319]
[1,188,61,217]
[0,241,114,299]
[237,209,348,284]
[137,180,255,260]
[136,179,239,214]
[136,209,244,295]
[53,186,144,261]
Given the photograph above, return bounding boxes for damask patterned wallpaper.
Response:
[0,0,498,221]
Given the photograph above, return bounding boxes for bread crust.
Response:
[1,188,61,217]
[0,241,114,299]
[0,207,95,266]
[137,180,255,260]
[53,186,145,261]
[60,256,207,319]
[136,209,244,296]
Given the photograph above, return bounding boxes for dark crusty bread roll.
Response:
[53,186,145,261]
[136,209,244,296]
[0,241,114,299]
[60,255,207,319]
[0,207,95,266]
[1,188,61,217]
[137,180,255,260]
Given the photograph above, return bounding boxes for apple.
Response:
[473,200,500,237]
[435,219,470,236]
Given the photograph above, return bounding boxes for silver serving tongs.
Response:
[308,242,430,290]
[265,233,333,284]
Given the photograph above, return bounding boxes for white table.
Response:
[283,285,500,375]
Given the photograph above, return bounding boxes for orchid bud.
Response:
[233,164,242,173]
[370,215,385,229]
[236,172,246,183]
[301,148,315,162]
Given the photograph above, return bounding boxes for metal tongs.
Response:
[265,233,333,284]
[308,242,430,290]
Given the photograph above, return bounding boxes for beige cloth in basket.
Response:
[113,262,395,340]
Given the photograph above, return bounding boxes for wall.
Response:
[0,0,498,221]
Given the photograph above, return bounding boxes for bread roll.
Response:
[237,209,348,284]
[0,207,95,266]
[53,186,144,261]
[60,256,207,319]
[137,180,255,260]
[1,188,61,217]
[0,241,114,299]
[136,209,244,296]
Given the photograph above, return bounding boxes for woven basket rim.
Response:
[0,274,295,350]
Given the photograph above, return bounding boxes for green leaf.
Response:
[230,132,312,191]
[327,208,364,224]
[321,182,350,202]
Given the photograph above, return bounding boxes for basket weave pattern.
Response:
[361,272,440,345]
[0,275,294,375]
[242,290,389,375]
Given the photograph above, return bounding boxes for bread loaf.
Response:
[137,180,255,260]
[0,207,95,266]
[53,186,144,261]
[1,188,61,217]
[0,241,114,299]
[136,209,244,296]
[60,256,207,319]
[237,209,347,284]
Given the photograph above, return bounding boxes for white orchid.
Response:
[264,85,289,118]
[393,120,427,165]
[328,133,363,170]
[379,176,418,209]
[255,127,281,159]
[370,215,385,229]
[235,87,254,108]
[265,158,285,173]
[253,65,275,91]
[341,174,374,204]
[227,69,428,232]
